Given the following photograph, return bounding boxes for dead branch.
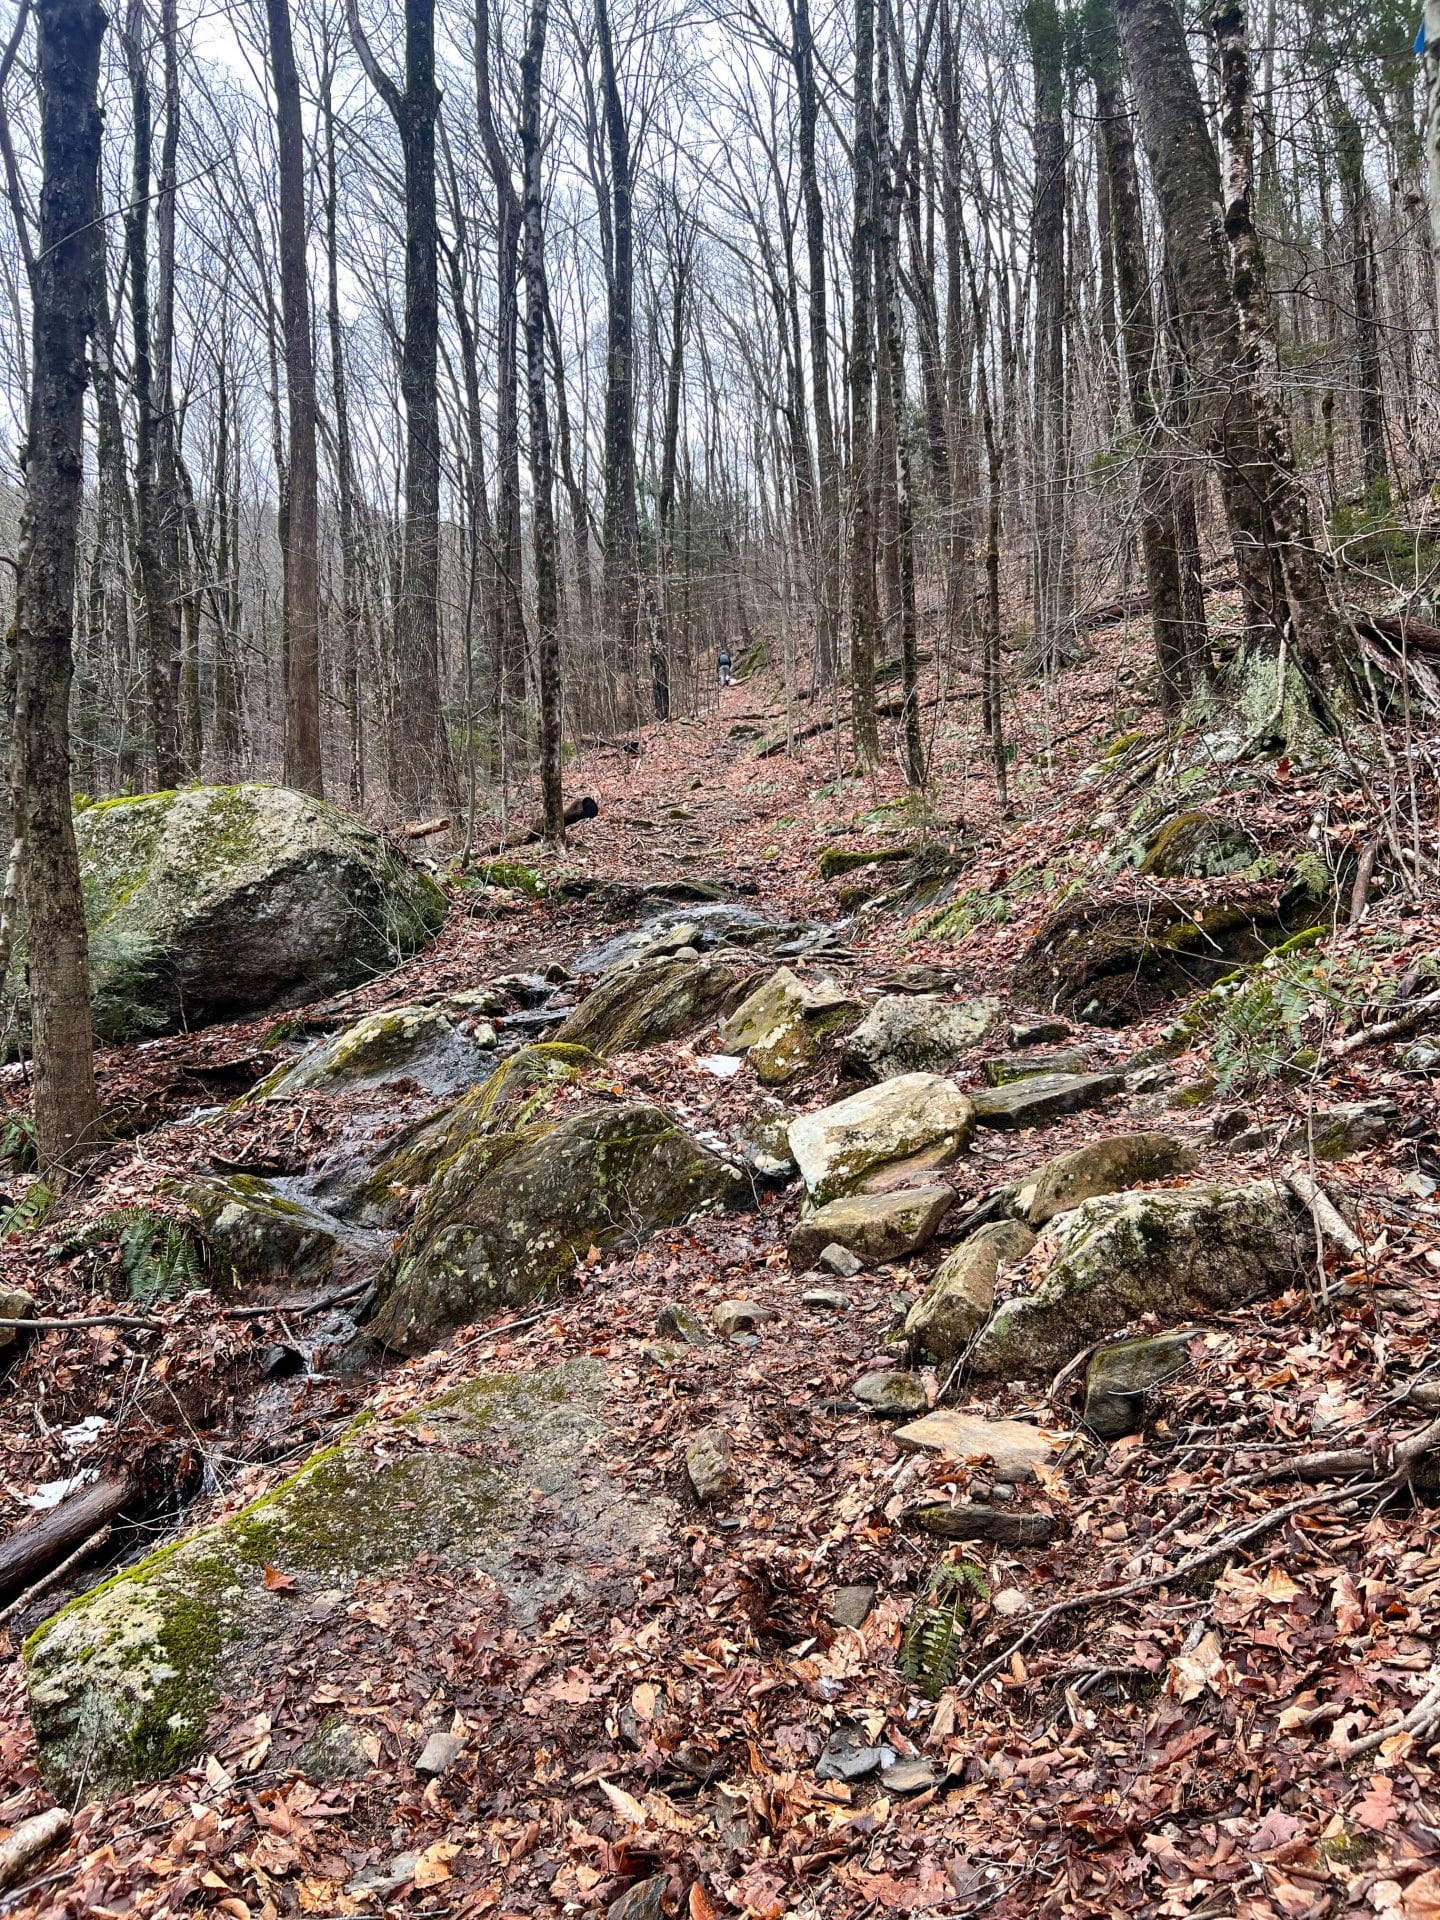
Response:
[1284,1167,1365,1265]
[0,1522,112,1627]
[0,1809,71,1894]
[1331,985,1440,1058]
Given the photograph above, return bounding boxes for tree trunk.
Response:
[321,51,362,805]
[1026,0,1070,674]
[266,0,323,797]
[520,0,564,842]
[9,0,105,1169]
[849,0,881,769]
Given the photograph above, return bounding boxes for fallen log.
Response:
[394,815,453,840]
[0,1809,71,1893]
[477,795,600,855]
[0,1471,139,1607]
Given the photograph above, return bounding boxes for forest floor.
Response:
[3,622,1440,1919]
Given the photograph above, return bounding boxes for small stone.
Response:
[882,1757,936,1794]
[802,1287,851,1312]
[295,1717,372,1782]
[608,1876,669,1920]
[828,1582,877,1628]
[1126,1063,1175,1094]
[638,1340,688,1370]
[415,1730,465,1777]
[672,946,700,962]
[891,1409,1057,1482]
[1400,1036,1440,1073]
[686,1428,742,1501]
[818,1243,863,1278]
[712,1298,776,1337]
[348,1851,420,1898]
[471,1020,498,1049]
[851,1368,928,1417]
[991,1587,1028,1617]
[1228,1123,1282,1154]
[0,1287,36,1349]
[1303,1100,1400,1161]
[261,1343,305,1379]
[1009,1017,1071,1048]
[1083,1330,1197,1438]
[902,1503,1057,1546]
[656,1301,708,1346]
[816,1725,894,1782]
[1016,1131,1197,1227]
[969,1218,1038,1265]
[1212,1106,1254,1144]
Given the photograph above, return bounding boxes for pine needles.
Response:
[899,1557,991,1699]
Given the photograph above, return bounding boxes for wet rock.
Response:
[1138,810,1260,880]
[25,1363,662,1800]
[553,954,757,1056]
[415,1730,465,1777]
[45,784,446,1043]
[1015,1131,1197,1227]
[253,1005,489,1100]
[816,1725,895,1782]
[370,1103,738,1354]
[891,1409,1057,1481]
[686,1428,741,1501]
[842,994,1003,1080]
[0,1287,35,1349]
[903,1503,1058,1546]
[969,1070,1124,1130]
[789,1186,954,1271]
[788,1074,975,1206]
[818,1243,863,1279]
[1302,1100,1399,1160]
[851,1368,928,1417]
[261,1343,306,1380]
[982,1048,1086,1085]
[1009,1016,1071,1048]
[657,1302,709,1346]
[1084,1330,1197,1438]
[294,1717,374,1782]
[904,1239,998,1363]
[577,902,812,974]
[713,1299,775,1337]
[970,1183,1302,1379]
[828,1582,877,1628]
[187,1174,370,1290]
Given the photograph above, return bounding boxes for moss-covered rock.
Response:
[970,1184,1301,1378]
[1013,880,1332,1026]
[842,994,1003,1081]
[24,1363,659,1800]
[553,955,757,1056]
[1016,1132,1198,1227]
[369,1102,739,1353]
[252,1005,489,1100]
[467,859,546,900]
[1137,811,1260,879]
[817,844,916,881]
[20,786,446,1044]
[788,1074,976,1207]
[185,1175,346,1289]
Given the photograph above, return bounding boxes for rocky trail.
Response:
[3,657,1440,1919]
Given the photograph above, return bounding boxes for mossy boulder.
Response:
[352,1042,602,1223]
[252,1006,490,1100]
[1016,1131,1198,1227]
[970,1183,1301,1379]
[554,955,757,1056]
[788,1074,976,1207]
[1138,811,1260,879]
[817,844,915,881]
[27,786,446,1043]
[24,1363,661,1800]
[720,973,859,1086]
[842,995,1003,1081]
[186,1175,348,1289]
[1014,881,1331,1026]
[787,1185,954,1270]
[368,1102,739,1353]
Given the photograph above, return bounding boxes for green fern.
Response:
[0,1180,53,1236]
[56,1205,211,1305]
[899,1558,991,1700]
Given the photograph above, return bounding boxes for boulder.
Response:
[24,1363,662,1800]
[718,968,839,1052]
[891,1409,1057,1482]
[39,785,446,1042]
[1016,1131,1197,1227]
[970,1183,1301,1378]
[749,997,859,1086]
[686,1429,741,1501]
[969,1070,1124,1130]
[552,955,756,1055]
[253,1006,489,1100]
[1014,884,1329,1026]
[903,1239,999,1362]
[369,1102,738,1353]
[788,1073,975,1206]
[0,1287,35,1349]
[969,1218,1038,1264]
[842,994,1003,1080]
[1083,1330,1198,1438]
[187,1175,374,1290]
[1138,810,1260,880]
[788,1186,954,1270]
[982,1048,1086,1085]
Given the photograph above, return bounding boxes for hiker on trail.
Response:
[717,647,733,687]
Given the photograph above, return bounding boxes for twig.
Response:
[1331,1664,1440,1765]
[1331,986,1440,1058]
[15,1279,373,1335]
[1284,1167,1364,1265]
[0,1523,111,1627]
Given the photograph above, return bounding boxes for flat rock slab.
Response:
[789,1185,954,1270]
[982,1048,1086,1086]
[969,1070,1124,1129]
[891,1410,1057,1482]
[788,1073,975,1206]
[902,1503,1058,1546]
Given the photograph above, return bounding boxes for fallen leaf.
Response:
[262,1565,296,1592]
[413,1842,459,1889]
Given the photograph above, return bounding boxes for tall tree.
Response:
[347,0,459,810]
[1025,0,1071,673]
[266,0,323,796]
[848,0,881,768]
[6,0,106,1168]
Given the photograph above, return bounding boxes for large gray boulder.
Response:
[788,1073,975,1206]
[369,1102,738,1353]
[253,1005,490,1100]
[552,955,756,1055]
[39,785,446,1042]
[970,1183,1301,1378]
[842,995,1003,1080]
[24,1364,662,1800]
